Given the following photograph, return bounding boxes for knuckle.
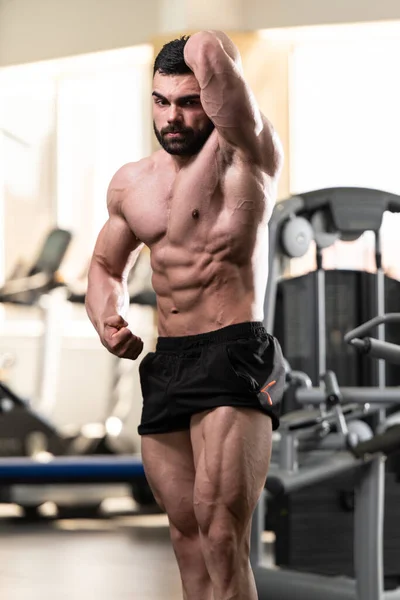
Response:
[109,339,120,352]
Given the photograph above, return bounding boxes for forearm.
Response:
[85,260,129,335]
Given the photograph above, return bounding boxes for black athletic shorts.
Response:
[138,321,285,435]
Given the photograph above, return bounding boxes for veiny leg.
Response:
[191,407,273,600]
[141,431,213,600]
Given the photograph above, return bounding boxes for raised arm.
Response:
[85,169,144,359]
[184,31,282,174]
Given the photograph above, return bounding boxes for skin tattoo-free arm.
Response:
[184,30,283,175]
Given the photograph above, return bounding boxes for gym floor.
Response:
[0,505,274,600]
[0,511,181,600]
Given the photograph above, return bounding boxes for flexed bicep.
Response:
[184,31,282,174]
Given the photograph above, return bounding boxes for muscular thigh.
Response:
[190,407,272,529]
[141,431,197,533]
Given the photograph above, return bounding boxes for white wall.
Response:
[246,0,400,29]
[0,64,57,282]
[54,45,153,279]
[0,0,160,66]
[0,44,153,283]
[2,0,400,67]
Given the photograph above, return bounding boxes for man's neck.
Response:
[169,153,195,170]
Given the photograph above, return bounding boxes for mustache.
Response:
[161,126,192,135]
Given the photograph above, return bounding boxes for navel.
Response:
[192,209,200,219]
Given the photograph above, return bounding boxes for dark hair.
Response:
[153,36,192,76]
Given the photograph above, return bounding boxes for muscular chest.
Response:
[166,155,224,240]
[125,150,266,250]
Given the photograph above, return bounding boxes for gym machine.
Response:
[0,234,155,462]
[265,187,400,407]
[0,228,73,457]
[263,189,400,567]
[0,454,145,485]
[253,313,400,600]
[0,242,158,514]
[0,453,148,518]
[253,187,400,599]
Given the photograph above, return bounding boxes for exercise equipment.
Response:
[0,380,70,456]
[0,454,148,518]
[255,188,400,598]
[0,454,145,484]
[0,245,159,513]
[0,238,155,463]
[344,313,400,366]
[265,187,400,411]
[252,314,400,600]
[0,227,72,305]
[0,228,73,457]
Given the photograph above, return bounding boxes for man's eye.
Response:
[155,99,167,105]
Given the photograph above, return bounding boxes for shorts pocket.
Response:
[138,352,156,376]
[225,337,272,394]
[138,352,158,399]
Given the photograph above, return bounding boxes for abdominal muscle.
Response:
[127,145,272,337]
[150,233,268,337]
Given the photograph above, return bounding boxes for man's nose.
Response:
[167,104,182,123]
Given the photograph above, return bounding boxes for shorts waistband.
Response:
[156,321,267,352]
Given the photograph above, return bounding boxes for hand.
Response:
[101,315,144,360]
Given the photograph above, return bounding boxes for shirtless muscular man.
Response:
[86,31,285,600]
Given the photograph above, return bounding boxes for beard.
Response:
[153,120,215,156]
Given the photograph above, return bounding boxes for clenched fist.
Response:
[100,315,144,360]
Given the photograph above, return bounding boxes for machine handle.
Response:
[344,313,400,343]
[350,425,400,459]
[350,337,400,366]
[296,387,400,405]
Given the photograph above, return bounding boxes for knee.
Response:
[201,519,245,564]
[196,506,251,563]
[169,519,199,554]
[195,500,247,541]
[170,522,197,545]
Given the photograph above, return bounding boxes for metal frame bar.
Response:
[253,453,400,600]
[354,456,385,600]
